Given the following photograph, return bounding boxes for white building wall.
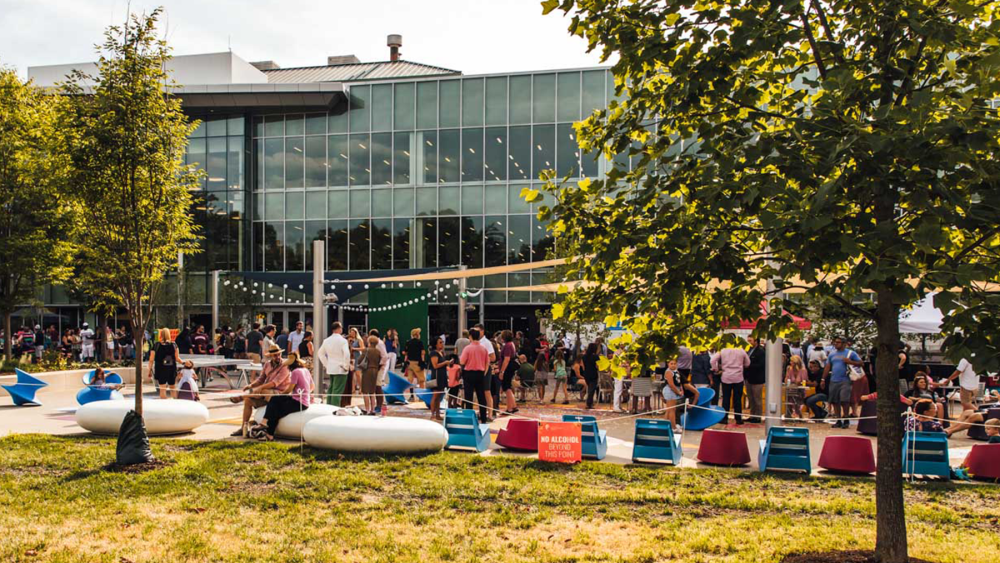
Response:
[28,52,267,87]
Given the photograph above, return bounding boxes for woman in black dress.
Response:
[147,328,182,399]
[428,337,452,421]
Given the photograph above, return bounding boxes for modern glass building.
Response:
[28,45,614,337]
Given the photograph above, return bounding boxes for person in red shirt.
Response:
[460,328,491,423]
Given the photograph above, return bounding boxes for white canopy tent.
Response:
[898,292,944,334]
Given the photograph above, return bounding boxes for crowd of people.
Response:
[0,323,138,364]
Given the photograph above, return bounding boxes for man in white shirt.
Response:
[475,324,497,417]
[946,358,979,412]
[316,322,351,407]
[80,323,95,362]
[287,321,305,355]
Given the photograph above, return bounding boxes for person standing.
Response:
[287,321,305,356]
[80,322,95,362]
[454,329,471,359]
[460,328,491,423]
[360,335,383,415]
[316,322,351,407]
[744,337,766,423]
[246,323,264,364]
[822,336,863,428]
[404,328,426,402]
[582,343,601,409]
[347,327,366,397]
[676,345,693,384]
[428,337,451,420]
[385,328,399,373]
[148,328,182,399]
[784,355,808,419]
[897,341,912,394]
[474,323,498,418]
[712,345,750,425]
[945,357,980,413]
[368,329,389,412]
[498,330,520,415]
[175,327,192,355]
[191,325,209,354]
[550,349,570,404]
[261,325,277,358]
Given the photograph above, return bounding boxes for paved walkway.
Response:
[0,380,985,476]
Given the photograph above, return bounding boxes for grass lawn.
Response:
[1,435,998,563]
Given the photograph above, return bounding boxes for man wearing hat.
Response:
[316,321,351,406]
[231,343,290,436]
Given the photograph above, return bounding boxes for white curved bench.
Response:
[76,399,209,436]
[303,416,448,453]
[251,403,339,439]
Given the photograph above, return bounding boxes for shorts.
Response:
[501,371,515,391]
[662,385,682,401]
[960,387,978,406]
[405,361,425,384]
[828,380,852,405]
[154,369,177,386]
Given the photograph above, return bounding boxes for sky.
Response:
[1,0,612,77]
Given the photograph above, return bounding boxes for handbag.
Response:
[849,364,866,382]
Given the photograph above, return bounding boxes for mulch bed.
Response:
[101,459,173,474]
[782,551,937,563]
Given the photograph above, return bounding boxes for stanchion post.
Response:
[765,277,784,432]
[312,239,326,395]
[210,269,220,341]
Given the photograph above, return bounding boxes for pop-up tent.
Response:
[898,293,944,334]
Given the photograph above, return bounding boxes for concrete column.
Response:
[764,279,785,432]
[457,266,468,339]
[312,239,326,395]
[210,270,220,340]
[177,252,185,329]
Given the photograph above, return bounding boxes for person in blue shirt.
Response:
[821,336,863,428]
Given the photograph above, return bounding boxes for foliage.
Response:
[61,8,201,416]
[0,68,76,361]
[540,0,1000,560]
[794,294,877,351]
[2,434,999,563]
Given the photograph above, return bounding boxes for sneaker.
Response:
[613,408,624,413]
[230,424,247,437]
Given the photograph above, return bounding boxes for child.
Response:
[90,367,122,390]
[986,418,1000,444]
[905,400,943,433]
[534,354,549,402]
[446,354,463,409]
[177,360,199,401]
[550,349,570,405]
[516,354,534,402]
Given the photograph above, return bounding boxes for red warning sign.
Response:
[538,422,582,464]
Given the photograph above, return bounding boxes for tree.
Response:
[0,68,76,361]
[62,8,200,419]
[541,1,1000,561]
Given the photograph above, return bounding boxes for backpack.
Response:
[358,352,369,371]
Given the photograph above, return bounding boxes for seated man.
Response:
[515,354,534,403]
[230,344,289,437]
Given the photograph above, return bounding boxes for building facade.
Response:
[28,47,614,338]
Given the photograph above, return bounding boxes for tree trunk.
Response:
[133,324,144,418]
[874,286,907,562]
[3,311,11,362]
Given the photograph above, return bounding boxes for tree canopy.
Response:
[541,0,1000,560]
[0,68,76,360]
[62,8,201,415]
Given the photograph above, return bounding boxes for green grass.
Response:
[1,434,998,562]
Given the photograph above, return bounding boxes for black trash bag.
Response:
[116,410,154,465]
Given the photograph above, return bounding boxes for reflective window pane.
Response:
[416,81,437,129]
[394,83,415,131]
[285,191,304,220]
[533,74,556,123]
[264,222,283,270]
[509,272,531,303]
[286,222,304,270]
[328,220,348,270]
[509,184,531,214]
[264,138,283,189]
[372,188,392,217]
[350,190,371,218]
[265,193,283,221]
[485,273,506,303]
[532,124,555,178]
[485,185,506,214]
[349,134,370,186]
[372,218,392,270]
[207,137,226,190]
[253,139,263,191]
[329,107,348,134]
[305,191,326,220]
[253,222,263,270]
[439,217,460,267]
[439,186,459,215]
[462,78,484,127]
[227,136,243,190]
[393,218,412,269]
[462,128,483,182]
[509,75,531,124]
[556,123,580,177]
[532,215,555,262]
[349,85,370,133]
[416,131,437,185]
[438,129,459,183]
[228,116,245,136]
[285,114,304,136]
[508,126,530,180]
[439,80,460,128]
[192,121,206,138]
[349,219,370,270]
[485,127,507,182]
[328,135,348,187]
[252,116,263,138]
[417,218,437,267]
[393,188,414,216]
[461,185,483,215]
[416,187,437,216]
[207,118,226,137]
[393,132,412,185]
[305,113,326,135]
[461,216,484,268]
[252,193,263,221]
[328,190,349,219]
[486,76,507,126]
[484,216,506,267]
[305,220,327,267]
[557,72,581,122]
[305,135,326,187]
[265,115,283,137]
[507,215,531,264]
[371,132,392,186]
[285,137,304,189]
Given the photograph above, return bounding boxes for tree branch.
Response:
[800,8,828,79]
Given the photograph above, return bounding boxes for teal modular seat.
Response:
[758,426,812,474]
[632,419,682,465]
[903,431,951,479]
[444,408,491,452]
[2,368,48,406]
[76,372,125,405]
[383,372,412,404]
[561,415,608,460]
[414,373,437,408]
[679,388,727,430]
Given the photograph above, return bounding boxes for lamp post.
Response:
[312,239,326,394]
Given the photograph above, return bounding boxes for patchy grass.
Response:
[1,434,998,562]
